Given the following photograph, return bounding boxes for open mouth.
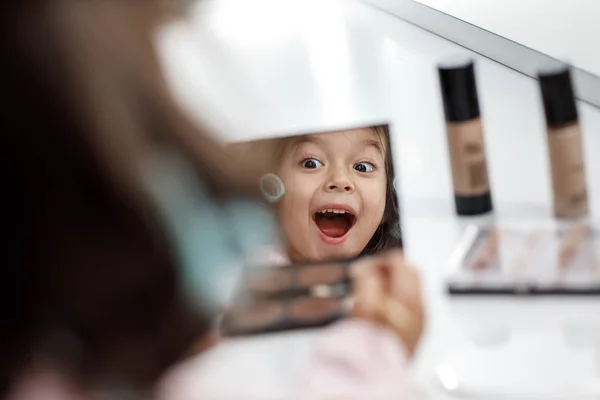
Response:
[313,208,357,239]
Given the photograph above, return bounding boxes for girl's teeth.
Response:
[319,209,347,214]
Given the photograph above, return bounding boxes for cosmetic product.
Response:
[594,234,600,272]
[438,58,493,216]
[243,261,351,300]
[447,222,600,295]
[470,227,500,270]
[221,297,352,337]
[558,225,588,269]
[538,64,589,219]
[245,268,296,297]
[511,230,544,286]
[222,260,355,336]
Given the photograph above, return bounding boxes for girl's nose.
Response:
[325,173,355,193]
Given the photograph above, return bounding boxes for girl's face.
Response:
[277,128,388,262]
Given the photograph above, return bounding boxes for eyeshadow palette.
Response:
[221,260,354,336]
[447,222,600,295]
[243,260,352,300]
[220,297,353,337]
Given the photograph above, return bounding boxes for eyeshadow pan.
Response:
[290,297,342,323]
[246,269,294,294]
[226,301,284,331]
[297,263,345,287]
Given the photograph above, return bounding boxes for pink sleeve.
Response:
[296,319,415,400]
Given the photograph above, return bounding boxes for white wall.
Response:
[156,0,600,214]
[415,0,600,76]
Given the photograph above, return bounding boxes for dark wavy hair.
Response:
[358,125,403,255]
[1,0,263,396]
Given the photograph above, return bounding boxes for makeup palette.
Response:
[221,297,353,337]
[221,260,354,336]
[447,222,600,295]
[243,260,351,300]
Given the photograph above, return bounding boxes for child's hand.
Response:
[350,249,425,357]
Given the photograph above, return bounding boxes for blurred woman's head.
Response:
[1,0,264,395]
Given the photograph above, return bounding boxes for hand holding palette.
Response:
[221,260,354,337]
[447,222,600,295]
[244,261,351,300]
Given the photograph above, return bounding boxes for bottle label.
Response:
[447,119,490,196]
[547,124,589,218]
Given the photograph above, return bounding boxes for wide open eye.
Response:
[301,158,324,169]
[353,162,375,173]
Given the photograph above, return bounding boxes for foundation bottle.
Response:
[438,58,493,216]
[538,64,589,219]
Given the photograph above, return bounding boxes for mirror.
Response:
[222,123,402,336]
[232,123,402,265]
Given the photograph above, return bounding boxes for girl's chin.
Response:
[313,245,360,261]
[288,241,361,263]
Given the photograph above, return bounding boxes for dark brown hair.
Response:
[1,0,262,395]
[360,125,403,256]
